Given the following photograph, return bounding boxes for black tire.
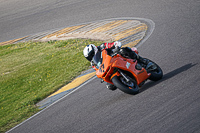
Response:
[147,60,163,81]
[111,76,139,95]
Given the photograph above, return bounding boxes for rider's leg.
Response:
[120,47,149,65]
[135,54,149,65]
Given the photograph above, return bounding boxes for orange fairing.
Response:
[111,57,149,84]
[96,51,112,78]
[95,50,150,85]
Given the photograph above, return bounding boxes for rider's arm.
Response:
[98,41,122,51]
[91,61,98,70]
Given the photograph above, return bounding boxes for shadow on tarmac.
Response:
[140,63,197,92]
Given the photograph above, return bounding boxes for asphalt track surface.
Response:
[2,0,200,133]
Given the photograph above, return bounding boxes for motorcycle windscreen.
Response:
[91,51,102,69]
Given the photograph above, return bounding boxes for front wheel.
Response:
[111,76,139,95]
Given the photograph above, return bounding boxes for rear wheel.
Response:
[145,59,163,81]
[111,76,139,95]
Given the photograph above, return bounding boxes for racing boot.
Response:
[106,83,117,91]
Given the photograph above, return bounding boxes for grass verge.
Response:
[0,39,103,132]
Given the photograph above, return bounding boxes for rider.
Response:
[83,41,148,90]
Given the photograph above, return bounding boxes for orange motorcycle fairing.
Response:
[95,50,114,84]
[94,50,150,86]
[110,56,150,85]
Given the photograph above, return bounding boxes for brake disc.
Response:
[120,77,134,87]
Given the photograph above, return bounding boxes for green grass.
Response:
[0,39,103,132]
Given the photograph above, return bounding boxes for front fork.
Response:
[111,69,147,87]
[118,69,130,82]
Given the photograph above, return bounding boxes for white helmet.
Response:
[83,44,98,61]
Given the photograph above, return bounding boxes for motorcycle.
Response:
[91,47,163,95]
